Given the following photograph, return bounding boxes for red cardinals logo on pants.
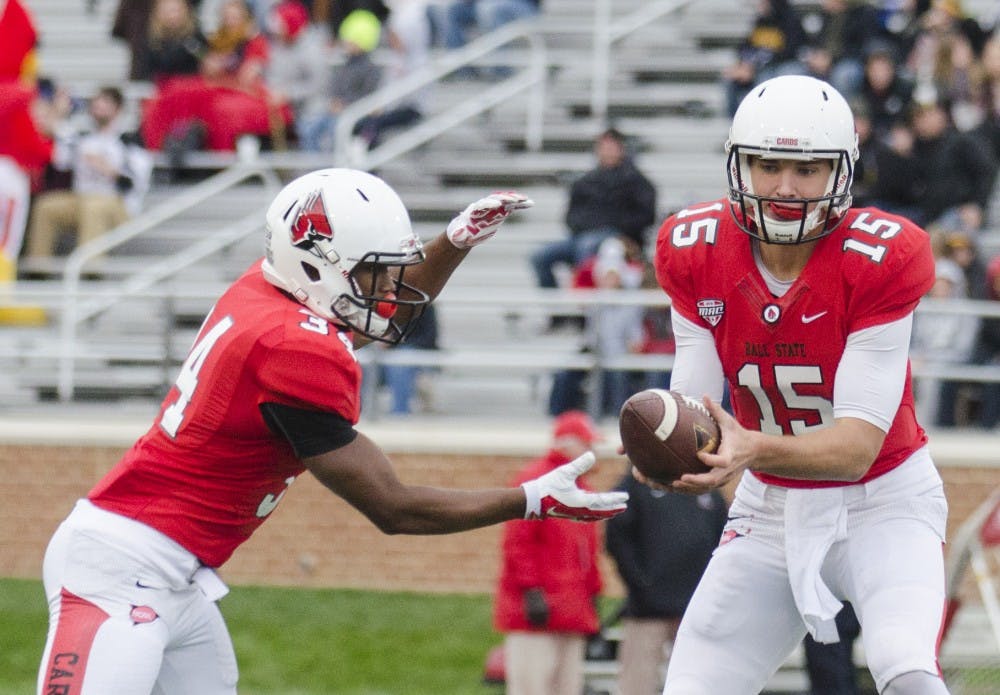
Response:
[289,190,334,248]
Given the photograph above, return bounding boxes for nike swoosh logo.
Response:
[801,311,828,324]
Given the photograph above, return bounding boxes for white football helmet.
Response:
[262,168,429,344]
[725,75,858,244]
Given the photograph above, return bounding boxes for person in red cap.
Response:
[493,410,608,695]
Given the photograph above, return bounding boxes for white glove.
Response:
[521,452,629,521]
[446,191,534,249]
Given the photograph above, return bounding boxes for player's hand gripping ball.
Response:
[619,389,720,484]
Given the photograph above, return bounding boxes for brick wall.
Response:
[1,420,998,602]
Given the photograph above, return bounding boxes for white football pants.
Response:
[37,501,238,695]
[663,448,949,695]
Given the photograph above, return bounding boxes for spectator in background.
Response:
[910,90,998,230]
[976,32,1000,162]
[296,9,382,152]
[585,237,646,416]
[530,128,656,299]
[633,261,676,391]
[142,0,294,157]
[931,29,989,132]
[351,0,433,151]
[938,230,987,298]
[0,0,38,83]
[972,254,1000,430]
[910,256,980,426]
[0,0,48,287]
[378,303,439,415]
[722,0,807,117]
[877,0,932,63]
[605,478,727,695]
[493,410,606,695]
[324,0,389,39]
[440,0,541,78]
[931,231,992,427]
[113,0,206,81]
[202,0,270,89]
[906,0,989,87]
[857,40,914,138]
[441,0,540,50]
[264,0,328,145]
[144,0,209,87]
[23,87,153,270]
[850,100,925,218]
[799,0,884,98]
[0,81,53,286]
[547,236,646,417]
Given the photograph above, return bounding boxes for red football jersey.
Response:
[89,261,362,566]
[655,199,934,488]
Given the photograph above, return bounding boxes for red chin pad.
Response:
[375,293,397,319]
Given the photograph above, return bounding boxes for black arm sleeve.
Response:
[259,402,358,459]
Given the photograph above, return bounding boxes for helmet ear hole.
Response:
[301,261,321,283]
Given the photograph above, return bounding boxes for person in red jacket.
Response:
[493,410,607,695]
[0,80,53,286]
[0,0,46,288]
[0,0,38,82]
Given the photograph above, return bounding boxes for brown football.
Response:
[619,389,720,484]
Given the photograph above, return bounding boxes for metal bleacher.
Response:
[15,0,743,418]
[13,0,1000,420]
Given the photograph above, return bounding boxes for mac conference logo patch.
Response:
[696,299,724,326]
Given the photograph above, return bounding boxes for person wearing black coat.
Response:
[722,0,808,116]
[910,97,999,229]
[605,475,727,695]
[851,102,925,222]
[530,128,657,290]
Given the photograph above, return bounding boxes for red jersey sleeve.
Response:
[654,200,730,324]
[842,210,935,334]
[256,316,362,424]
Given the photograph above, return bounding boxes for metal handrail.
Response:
[589,0,698,122]
[57,163,282,400]
[25,278,1000,398]
[6,266,1000,414]
[334,19,547,170]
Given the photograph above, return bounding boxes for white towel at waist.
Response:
[784,487,847,643]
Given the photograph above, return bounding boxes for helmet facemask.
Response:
[336,254,429,345]
[726,145,854,244]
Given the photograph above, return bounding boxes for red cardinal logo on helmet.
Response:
[289,190,334,247]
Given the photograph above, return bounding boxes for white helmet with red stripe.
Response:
[262,168,428,344]
[725,75,858,244]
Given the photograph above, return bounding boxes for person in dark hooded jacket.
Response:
[530,128,657,292]
[605,475,727,695]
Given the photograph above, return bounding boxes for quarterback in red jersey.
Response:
[37,168,628,695]
[648,76,951,694]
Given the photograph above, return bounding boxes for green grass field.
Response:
[1,577,507,695]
